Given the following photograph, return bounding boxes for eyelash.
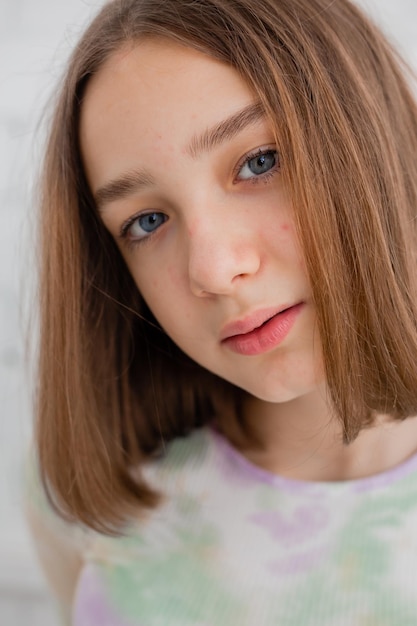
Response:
[234,147,280,184]
[119,212,167,250]
[119,146,280,247]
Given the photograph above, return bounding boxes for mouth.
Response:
[220,302,304,356]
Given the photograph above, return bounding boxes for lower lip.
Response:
[222,303,304,356]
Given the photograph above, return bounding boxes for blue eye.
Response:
[238,150,278,180]
[127,212,167,240]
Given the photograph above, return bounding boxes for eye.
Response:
[123,211,168,241]
[237,149,279,181]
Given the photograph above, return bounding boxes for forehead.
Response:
[82,36,252,101]
[79,39,257,188]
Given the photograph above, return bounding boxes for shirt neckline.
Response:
[208,426,417,495]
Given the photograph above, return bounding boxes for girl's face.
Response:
[80,39,323,403]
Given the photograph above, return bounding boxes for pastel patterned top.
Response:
[30,427,417,625]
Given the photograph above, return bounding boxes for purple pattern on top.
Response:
[250,505,328,543]
[268,546,326,576]
[74,564,135,626]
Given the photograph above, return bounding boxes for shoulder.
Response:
[87,428,225,559]
[143,427,215,485]
[24,446,92,549]
[24,446,93,620]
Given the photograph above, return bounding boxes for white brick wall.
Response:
[0,1,415,623]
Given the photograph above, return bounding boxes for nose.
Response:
[187,213,261,297]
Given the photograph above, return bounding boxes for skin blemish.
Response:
[187,219,199,238]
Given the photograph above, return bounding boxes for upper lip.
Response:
[219,304,296,341]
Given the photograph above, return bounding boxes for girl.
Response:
[28,0,417,624]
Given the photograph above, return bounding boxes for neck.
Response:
[231,388,417,481]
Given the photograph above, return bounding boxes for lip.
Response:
[220,302,304,356]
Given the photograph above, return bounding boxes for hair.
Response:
[35,0,417,533]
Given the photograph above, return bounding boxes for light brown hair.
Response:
[36,0,417,533]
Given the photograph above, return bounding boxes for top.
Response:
[29,427,417,625]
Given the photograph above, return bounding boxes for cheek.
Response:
[136,270,163,296]
[167,263,183,288]
[128,254,177,295]
[262,216,305,267]
[130,259,191,329]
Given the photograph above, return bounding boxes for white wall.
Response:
[0,0,415,623]
[0,1,106,621]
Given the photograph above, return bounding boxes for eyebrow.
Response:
[94,170,156,210]
[187,101,265,159]
[94,101,266,211]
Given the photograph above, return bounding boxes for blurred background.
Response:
[0,0,416,623]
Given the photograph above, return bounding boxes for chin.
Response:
[252,389,309,404]
[238,372,325,405]
[235,380,308,404]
